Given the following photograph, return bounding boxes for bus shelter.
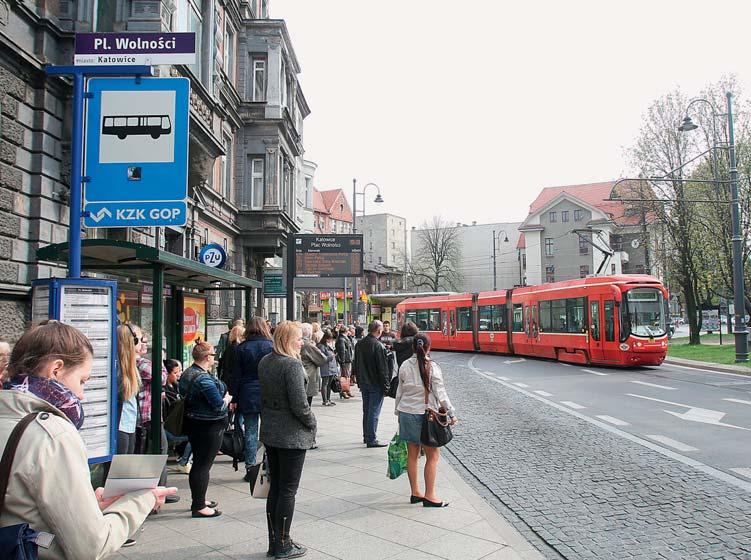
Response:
[37,239,261,452]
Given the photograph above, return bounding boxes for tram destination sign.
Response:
[294,234,363,278]
[74,32,196,66]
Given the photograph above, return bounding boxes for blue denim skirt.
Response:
[398,412,424,445]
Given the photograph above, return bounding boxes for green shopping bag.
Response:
[387,432,408,480]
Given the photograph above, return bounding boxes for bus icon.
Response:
[102,115,172,140]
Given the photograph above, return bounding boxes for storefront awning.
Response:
[37,240,260,290]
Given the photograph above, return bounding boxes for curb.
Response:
[664,357,751,376]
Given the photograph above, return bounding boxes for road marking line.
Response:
[514,382,529,388]
[731,468,751,479]
[724,398,751,405]
[534,390,553,397]
[627,393,749,431]
[497,376,510,381]
[582,369,608,376]
[558,363,572,367]
[629,380,677,390]
[560,401,586,410]
[504,359,526,364]
[466,356,751,493]
[645,435,698,452]
[596,415,630,426]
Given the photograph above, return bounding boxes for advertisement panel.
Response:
[183,295,206,365]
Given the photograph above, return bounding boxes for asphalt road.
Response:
[438,352,751,485]
[432,351,751,559]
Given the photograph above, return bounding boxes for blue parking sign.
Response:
[83,77,189,228]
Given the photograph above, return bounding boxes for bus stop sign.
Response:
[83,77,189,228]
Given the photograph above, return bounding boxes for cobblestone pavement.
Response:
[436,354,751,560]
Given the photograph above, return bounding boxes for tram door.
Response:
[589,299,604,361]
[448,309,457,349]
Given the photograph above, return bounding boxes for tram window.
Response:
[406,310,417,325]
[566,297,585,333]
[416,309,429,331]
[550,299,567,332]
[457,307,472,331]
[513,304,523,332]
[479,304,507,331]
[539,300,551,332]
[604,301,615,341]
[428,309,441,331]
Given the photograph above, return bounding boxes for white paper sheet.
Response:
[103,454,167,499]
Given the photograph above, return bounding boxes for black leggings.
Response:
[185,417,225,511]
[266,446,306,550]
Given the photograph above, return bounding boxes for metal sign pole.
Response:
[44,64,154,278]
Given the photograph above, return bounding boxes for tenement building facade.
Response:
[0,0,309,343]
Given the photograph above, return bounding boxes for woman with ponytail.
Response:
[394,333,457,508]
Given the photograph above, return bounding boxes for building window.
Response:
[545,265,555,283]
[561,210,569,222]
[224,24,235,81]
[549,211,557,223]
[545,238,554,257]
[391,242,395,249]
[611,235,623,251]
[251,157,264,209]
[579,236,588,255]
[574,209,583,221]
[280,58,287,108]
[580,265,589,278]
[221,135,232,200]
[252,57,266,102]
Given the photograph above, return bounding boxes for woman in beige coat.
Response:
[0,320,176,559]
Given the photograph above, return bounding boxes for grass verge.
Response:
[668,336,751,368]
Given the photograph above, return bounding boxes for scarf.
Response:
[5,375,85,429]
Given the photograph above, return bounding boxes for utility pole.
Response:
[492,230,497,291]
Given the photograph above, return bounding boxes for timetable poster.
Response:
[31,285,50,324]
[59,285,114,460]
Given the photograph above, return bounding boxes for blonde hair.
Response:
[311,322,321,335]
[229,325,245,345]
[116,324,141,400]
[273,321,302,359]
[313,330,323,344]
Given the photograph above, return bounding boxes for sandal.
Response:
[206,500,218,508]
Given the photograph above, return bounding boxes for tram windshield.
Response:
[621,288,666,339]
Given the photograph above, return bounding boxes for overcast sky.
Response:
[273,0,751,230]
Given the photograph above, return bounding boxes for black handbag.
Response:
[330,375,342,394]
[220,413,245,471]
[420,385,453,448]
[0,413,55,559]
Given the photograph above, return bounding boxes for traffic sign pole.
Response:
[45,64,153,278]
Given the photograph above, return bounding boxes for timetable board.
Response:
[31,278,118,464]
[294,234,364,278]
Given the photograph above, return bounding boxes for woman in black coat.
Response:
[230,316,274,481]
[316,330,339,406]
[394,321,419,369]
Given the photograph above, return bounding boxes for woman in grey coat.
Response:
[259,321,317,559]
[299,323,325,406]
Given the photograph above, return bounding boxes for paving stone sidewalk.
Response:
[112,385,542,560]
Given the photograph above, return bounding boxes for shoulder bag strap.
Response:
[0,412,39,516]
[185,372,207,402]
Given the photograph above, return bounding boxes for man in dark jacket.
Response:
[352,320,390,447]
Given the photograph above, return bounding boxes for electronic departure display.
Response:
[294,234,364,278]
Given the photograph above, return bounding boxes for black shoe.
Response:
[410,495,424,504]
[165,494,180,504]
[275,541,307,559]
[423,498,449,508]
[122,539,137,547]
[366,441,387,448]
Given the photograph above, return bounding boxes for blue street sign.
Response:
[83,76,189,228]
[198,243,227,269]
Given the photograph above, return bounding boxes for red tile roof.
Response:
[527,181,642,226]
[318,188,353,223]
[516,233,526,249]
[312,189,328,214]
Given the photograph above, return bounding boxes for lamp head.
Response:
[503,235,509,243]
[678,116,698,132]
[374,194,384,203]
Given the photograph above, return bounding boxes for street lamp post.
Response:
[679,92,748,362]
[492,230,509,291]
[352,179,384,324]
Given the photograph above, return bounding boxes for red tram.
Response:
[395,275,668,367]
